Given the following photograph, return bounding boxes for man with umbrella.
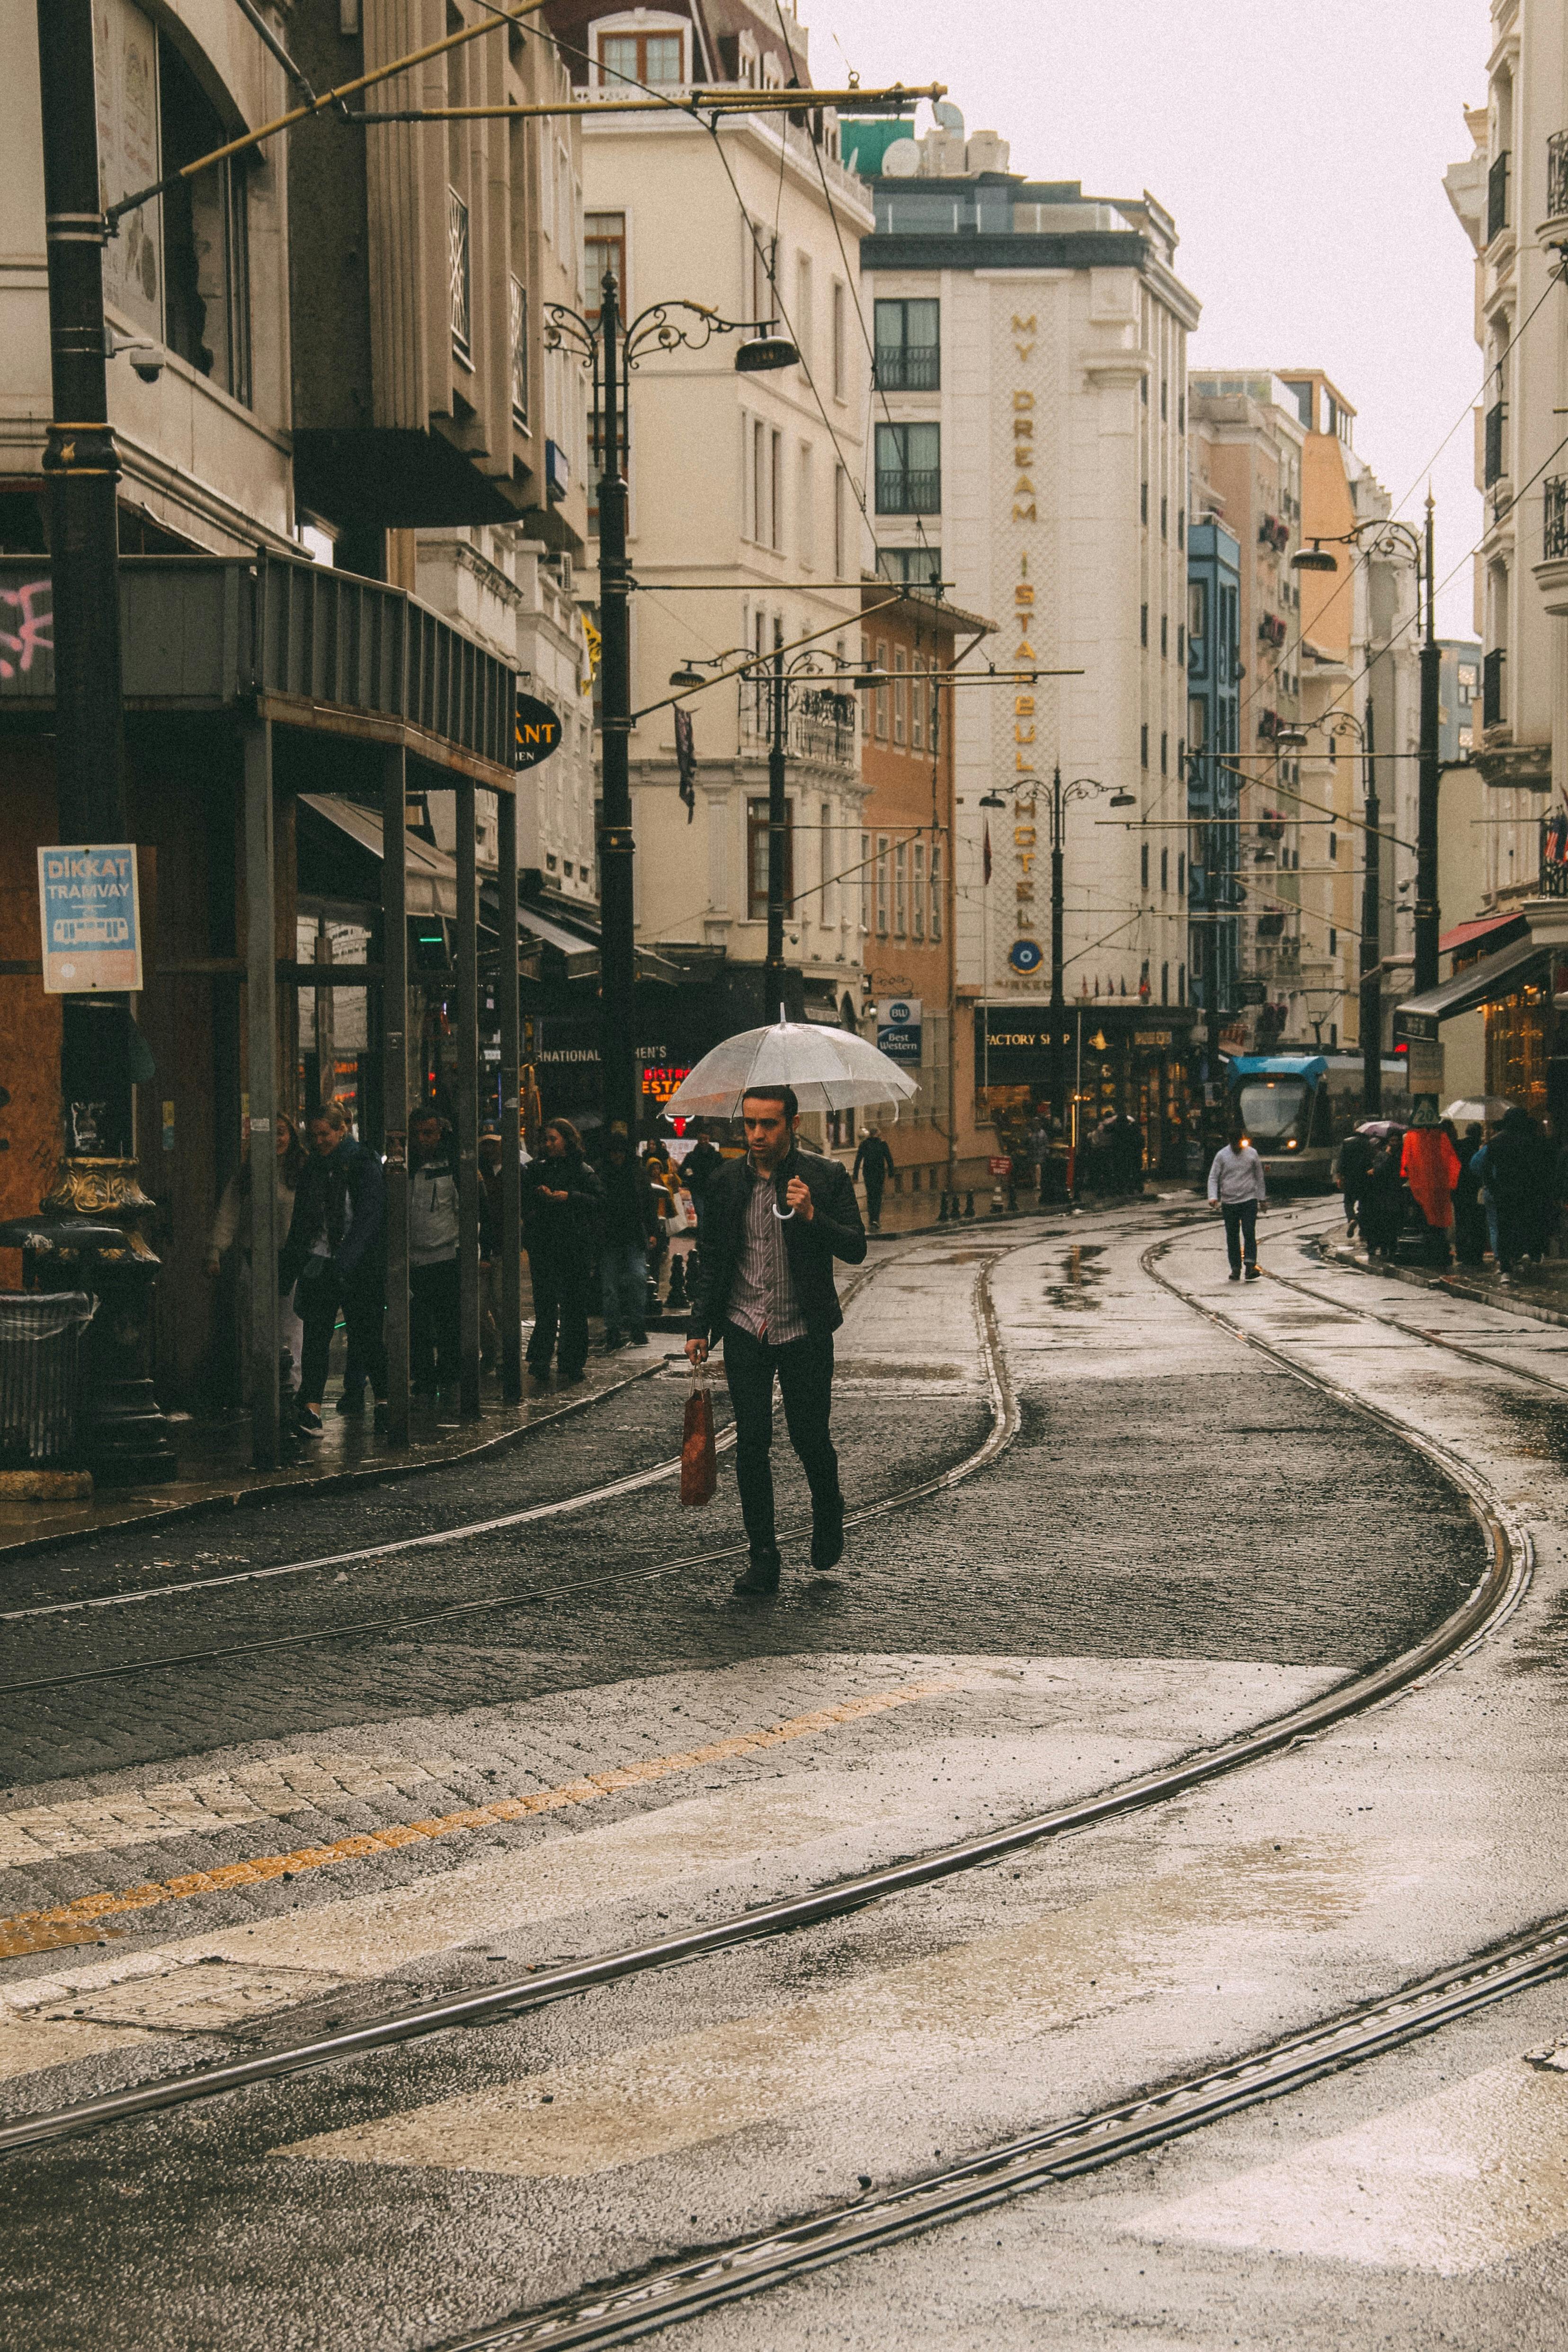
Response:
[686,1084,867,1594]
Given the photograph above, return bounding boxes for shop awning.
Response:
[298,796,457,918]
[1438,910,1528,957]
[1395,932,1549,1041]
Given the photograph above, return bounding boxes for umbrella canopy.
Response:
[666,1018,918,1119]
[1443,1096,1515,1125]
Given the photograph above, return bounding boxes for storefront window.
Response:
[1486,980,1550,1118]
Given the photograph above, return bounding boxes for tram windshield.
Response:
[1237,1078,1311,1143]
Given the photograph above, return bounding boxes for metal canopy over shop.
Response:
[0,550,522,1469]
[1395,932,1550,1041]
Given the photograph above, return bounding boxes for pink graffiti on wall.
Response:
[0,581,53,679]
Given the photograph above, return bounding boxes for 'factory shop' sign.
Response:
[37,843,143,992]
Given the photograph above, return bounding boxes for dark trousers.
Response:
[722,1320,841,1557]
[527,1249,589,1376]
[863,1173,886,1227]
[410,1256,460,1391]
[1221,1199,1258,1273]
[297,1263,387,1404]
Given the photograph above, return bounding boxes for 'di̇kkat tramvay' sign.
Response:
[37,844,143,992]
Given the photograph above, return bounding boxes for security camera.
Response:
[127,345,163,383]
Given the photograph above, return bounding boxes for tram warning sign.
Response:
[37,844,143,992]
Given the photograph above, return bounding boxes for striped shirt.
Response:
[726,1160,807,1345]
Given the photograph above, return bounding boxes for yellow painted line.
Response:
[0,1677,961,1962]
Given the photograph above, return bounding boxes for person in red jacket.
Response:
[1401,1104,1461,1268]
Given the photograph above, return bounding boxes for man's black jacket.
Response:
[687,1145,865,1343]
[279,1136,385,1292]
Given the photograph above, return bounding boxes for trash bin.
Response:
[0,1291,95,1465]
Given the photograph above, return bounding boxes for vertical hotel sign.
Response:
[37,846,143,991]
[1005,305,1044,975]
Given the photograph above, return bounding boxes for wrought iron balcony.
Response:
[1544,811,1568,894]
[1546,475,1568,561]
[876,467,941,516]
[1488,149,1510,241]
[874,344,941,392]
[1550,131,1568,222]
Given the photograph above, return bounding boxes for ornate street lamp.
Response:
[546,276,796,1134]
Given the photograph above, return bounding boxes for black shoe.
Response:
[334,1390,365,1415]
[372,1402,390,1434]
[296,1404,325,1437]
[733,1550,781,1596]
[810,1497,846,1572]
[1244,1266,1261,1282]
[1228,1270,1241,1282]
[628,1330,649,1346]
[558,1369,586,1388]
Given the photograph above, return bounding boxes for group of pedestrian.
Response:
[1335,1103,1563,1280]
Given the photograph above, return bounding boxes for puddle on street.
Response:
[1045,1243,1106,1311]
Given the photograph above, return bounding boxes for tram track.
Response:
[0,1208,1529,2173]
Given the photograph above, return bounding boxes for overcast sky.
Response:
[801,0,1490,638]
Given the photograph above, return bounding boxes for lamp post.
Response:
[546,280,796,1134]
[1294,502,1439,996]
[671,646,869,1026]
[1278,705,1381,1118]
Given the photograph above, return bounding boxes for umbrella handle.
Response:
[771,1202,795,1222]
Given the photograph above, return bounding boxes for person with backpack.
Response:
[852,1128,895,1231]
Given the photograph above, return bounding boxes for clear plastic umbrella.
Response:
[1443,1096,1515,1124]
[666,1018,918,1119]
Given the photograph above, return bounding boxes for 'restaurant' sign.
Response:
[514,692,564,769]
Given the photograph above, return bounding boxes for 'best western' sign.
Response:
[37,844,143,992]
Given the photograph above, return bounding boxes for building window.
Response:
[875,835,890,935]
[873,297,940,390]
[1160,379,1168,420]
[875,422,941,514]
[894,839,908,935]
[160,32,252,403]
[820,801,835,927]
[748,221,780,324]
[876,546,943,592]
[1161,961,1169,1003]
[1160,847,1169,892]
[446,186,472,359]
[1160,614,1168,659]
[874,641,890,739]
[1141,480,1149,526]
[1140,842,1149,890]
[913,840,926,940]
[831,280,847,400]
[1160,494,1168,540]
[1329,830,1338,861]
[912,659,926,751]
[1188,579,1207,640]
[1178,962,1186,1004]
[1177,623,1185,664]
[893,649,907,745]
[1160,731,1168,775]
[930,840,943,940]
[598,28,685,86]
[1140,722,1149,768]
[747,795,792,919]
[1141,603,1149,648]
[1178,852,1185,898]
[833,465,847,575]
[1177,509,1185,550]
[509,275,528,425]
[1329,927,1338,955]
[860,830,871,932]
[1188,695,1205,750]
[584,211,626,317]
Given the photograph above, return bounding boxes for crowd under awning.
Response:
[1395,932,1550,1042]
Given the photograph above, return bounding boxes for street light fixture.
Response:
[547,276,803,1134]
[1292,541,1339,574]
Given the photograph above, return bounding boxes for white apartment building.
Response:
[850,114,1200,1169]
[1441,0,1568,1121]
[542,0,873,1033]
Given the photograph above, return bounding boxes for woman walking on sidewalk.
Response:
[1400,1105,1461,1269]
[522,1119,601,1386]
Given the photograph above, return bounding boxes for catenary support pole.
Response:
[1414,493,1442,1000]
[381,745,410,1448]
[456,779,481,1417]
[243,722,280,1471]
[497,785,522,1403]
[596,271,638,1138]
[1361,697,1382,1120]
[1050,766,1066,1127]
[765,637,789,1020]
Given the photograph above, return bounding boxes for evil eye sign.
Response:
[1007,937,1043,974]
[876,996,922,1065]
[515,693,564,770]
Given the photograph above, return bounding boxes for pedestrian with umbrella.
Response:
[670,1018,912,1595]
[1400,1105,1461,1268]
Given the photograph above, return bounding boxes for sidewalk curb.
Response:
[0,1357,675,1568]
[1320,1238,1568,1332]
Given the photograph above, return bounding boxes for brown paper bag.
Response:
[680,1373,717,1506]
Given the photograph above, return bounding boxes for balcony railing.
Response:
[1550,131,1568,222]
[876,467,941,516]
[1546,475,1568,560]
[1484,401,1506,487]
[743,685,857,769]
[874,344,940,391]
[1488,149,1510,241]
[1483,645,1506,729]
[1544,812,1568,894]
[448,186,471,359]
